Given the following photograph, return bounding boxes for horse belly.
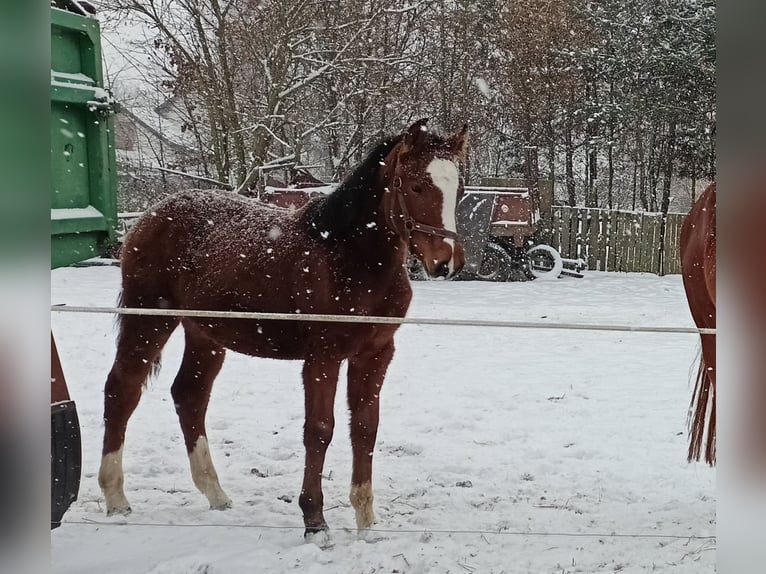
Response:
[186,318,392,361]
[186,318,311,360]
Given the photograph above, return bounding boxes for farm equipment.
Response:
[456,148,584,281]
[456,184,584,281]
[50,0,119,528]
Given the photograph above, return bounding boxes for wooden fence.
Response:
[545,206,687,275]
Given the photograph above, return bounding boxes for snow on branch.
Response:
[276,8,384,100]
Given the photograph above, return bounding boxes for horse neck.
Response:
[346,193,407,278]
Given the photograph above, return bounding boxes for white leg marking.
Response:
[189,435,232,510]
[350,481,375,529]
[98,446,132,515]
[427,158,460,272]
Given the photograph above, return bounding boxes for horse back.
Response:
[119,190,298,307]
[119,189,412,360]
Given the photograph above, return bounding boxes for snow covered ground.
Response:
[51,266,715,573]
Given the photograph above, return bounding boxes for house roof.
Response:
[117,106,198,157]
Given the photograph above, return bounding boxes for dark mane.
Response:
[305,135,404,240]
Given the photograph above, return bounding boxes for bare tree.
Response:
[102,0,715,208]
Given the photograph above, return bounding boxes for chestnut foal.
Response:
[98,119,468,538]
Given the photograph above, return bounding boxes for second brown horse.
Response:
[680,182,716,465]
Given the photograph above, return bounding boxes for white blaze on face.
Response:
[426,158,459,272]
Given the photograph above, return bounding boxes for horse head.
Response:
[383,119,468,279]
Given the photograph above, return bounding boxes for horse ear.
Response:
[450,123,469,159]
[402,118,430,151]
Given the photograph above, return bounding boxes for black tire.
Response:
[51,401,81,528]
[477,241,515,281]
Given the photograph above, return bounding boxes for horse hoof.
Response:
[304,527,332,549]
[304,524,328,537]
[106,504,132,517]
[209,498,233,511]
[357,530,385,544]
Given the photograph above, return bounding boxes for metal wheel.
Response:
[477,241,514,281]
[526,244,563,280]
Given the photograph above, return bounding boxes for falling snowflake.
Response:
[269,226,282,240]
[474,78,491,98]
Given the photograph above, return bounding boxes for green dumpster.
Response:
[51,2,118,269]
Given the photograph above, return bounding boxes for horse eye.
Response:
[411,185,422,194]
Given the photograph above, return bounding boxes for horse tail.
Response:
[114,290,163,386]
[114,289,124,337]
[687,351,716,465]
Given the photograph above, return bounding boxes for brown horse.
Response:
[98,119,468,538]
[680,182,716,465]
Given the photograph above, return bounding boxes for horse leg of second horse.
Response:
[99,314,178,515]
[299,355,341,538]
[171,327,231,510]
[347,340,395,530]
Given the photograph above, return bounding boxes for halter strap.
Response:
[387,175,459,242]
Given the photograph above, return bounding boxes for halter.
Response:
[387,174,460,243]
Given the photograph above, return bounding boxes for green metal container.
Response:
[51,6,118,269]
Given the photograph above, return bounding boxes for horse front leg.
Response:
[347,340,395,530]
[299,355,341,539]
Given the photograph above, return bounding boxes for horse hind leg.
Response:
[299,355,342,539]
[171,326,231,510]
[99,313,179,515]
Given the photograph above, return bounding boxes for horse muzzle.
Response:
[420,239,465,279]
